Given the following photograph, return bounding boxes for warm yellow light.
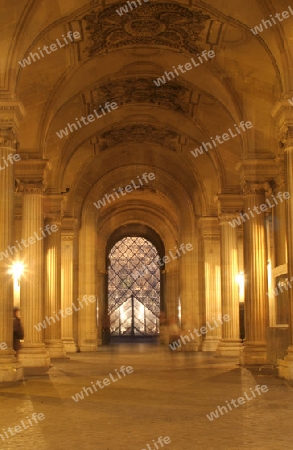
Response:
[236,272,244,300]
[10,261,25,279]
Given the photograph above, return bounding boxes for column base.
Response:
[18,344,50,372]
[79,345,98,352]
[202,337,220,352]
[160,326,169,344]
[239,341,268,365]
[216,339,243,357]
[79,337,98,351]
[278,346,293,380]
[182,342,199,352]
[0,353,24,383]
[62,338,77,353]
[44,339,66,358]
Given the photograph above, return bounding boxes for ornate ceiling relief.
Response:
[98,123,181,152]
[82,3,211,55]
[83,77,192,116]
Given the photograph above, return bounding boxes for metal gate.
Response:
[108,237,160,336]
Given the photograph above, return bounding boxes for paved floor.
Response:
[0,343,293,450]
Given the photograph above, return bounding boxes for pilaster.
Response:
[0,120,23,382]
[276,125,293,378]
[61,218,78,352]
[238,160,276,365]
[16,161,50,371]
[43,195,66,358]
[200,218,222,352]
[216,210,243,357]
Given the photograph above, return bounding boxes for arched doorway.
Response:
[106,237,161,342]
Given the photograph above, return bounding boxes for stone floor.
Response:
[0,343,293,450]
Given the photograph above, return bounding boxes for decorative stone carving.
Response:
[217,193,243,218]
[98,123,180,151]
[0,101,24,130]
[89,77,191,115]
[14,160,49,192]
[44,195,64,224]
[16,180,44,194]
[242,181,267,196]
[280,125,293,149]
[83,4,210,56]
[0,128,19,150]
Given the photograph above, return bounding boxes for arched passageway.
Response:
[106,236,160,342]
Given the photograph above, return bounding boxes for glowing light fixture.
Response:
[236,272,244,300]
[178,296,181,326]
[9,261,25,285]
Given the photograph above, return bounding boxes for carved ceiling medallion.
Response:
[83,3,210,55]
[87,77,192,116]
[98,123,180,152]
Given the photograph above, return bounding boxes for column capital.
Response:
[242,180,268,196]
[44,194,64,225]
[0,100,25,130]
[218,213,240,225]
[237,159,277,188]
[275,154,285,191]
[61,217,79,239]
[17,180,45,194]
[0,127,19,151]
[199,217,220,241]
[271,98,293,133]
[279,125,293,150]
[217,193,243,218]
[15,159,49,192]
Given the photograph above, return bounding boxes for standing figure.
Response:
[13,307,24,355]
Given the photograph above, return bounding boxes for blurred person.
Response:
[102,312,110,345]
[13,306,24,355]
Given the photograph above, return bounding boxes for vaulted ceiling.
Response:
[1,0,293,221]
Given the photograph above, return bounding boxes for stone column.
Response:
[278,126,293,378]
[43,197,66,358]
[96,270,107,347]
[274,156,287,267]
[17,164,50,371]
[241,181,269,365]
[201,218,222,352]
[164,268,179,344]
[61,218,78,352]
[216,216,242,356]
[179,232,198,352]
[0,126,23,382]
[78,208,98,352]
